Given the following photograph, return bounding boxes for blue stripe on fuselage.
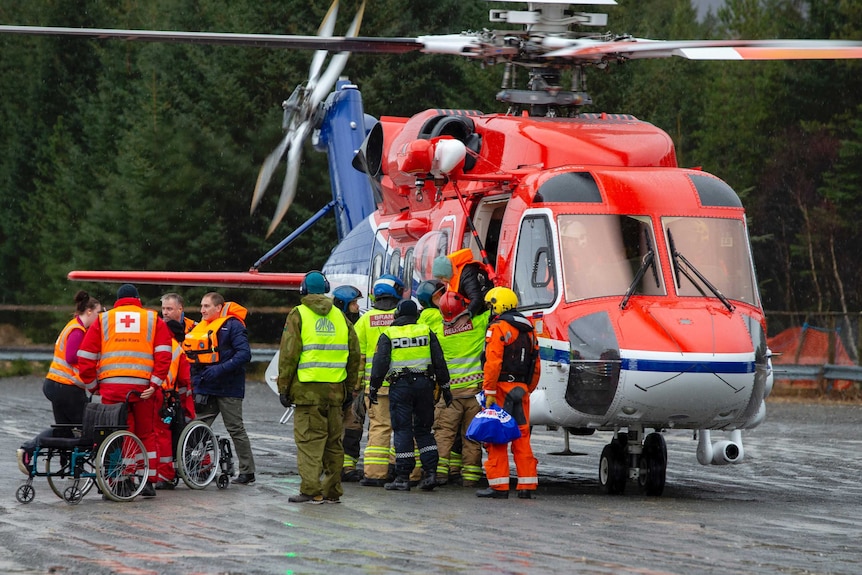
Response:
[621,358,755,374]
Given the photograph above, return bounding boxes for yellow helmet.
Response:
[485,287,518,315]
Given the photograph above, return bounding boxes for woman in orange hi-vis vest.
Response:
[476,287,541,500]
[43,290,102,430]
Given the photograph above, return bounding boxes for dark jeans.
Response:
[388,376,438,478]
[43,378,87,436]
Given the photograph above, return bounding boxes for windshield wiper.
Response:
[620,228,659,310]
[667,229,735,313]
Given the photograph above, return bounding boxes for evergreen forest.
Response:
[0,0,860,339]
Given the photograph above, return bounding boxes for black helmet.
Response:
[394,299,419,319]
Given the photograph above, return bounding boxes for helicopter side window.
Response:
[412,230,451,280]
[663,217,757,305]
[559,214,661,301]
[513,215,557,310]
[388,250,401,279]
[403,248,415,297]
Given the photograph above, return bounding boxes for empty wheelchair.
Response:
[16,400,149,504]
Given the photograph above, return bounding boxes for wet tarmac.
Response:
[1,374,861,575]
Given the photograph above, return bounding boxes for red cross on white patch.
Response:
[115,312,141,334]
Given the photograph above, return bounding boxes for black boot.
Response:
[476,487,508,499]
[418,472,437,491]
[384,476,410,491]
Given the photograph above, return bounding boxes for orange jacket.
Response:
[481,311,540,400]
[77,298,173,398]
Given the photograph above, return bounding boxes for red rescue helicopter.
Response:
[5,0,862,495]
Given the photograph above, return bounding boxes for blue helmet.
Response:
[415,280,445,309]
[332,285,362,314]
[372,274,404,300]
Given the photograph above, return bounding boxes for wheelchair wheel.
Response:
[176,421,219,489]
[96,430,148,502]
[15,482,35,504]
[46,451,95,502]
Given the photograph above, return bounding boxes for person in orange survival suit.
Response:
[77,283,173,498]
[152,319,196,490]
[475,286,541,500]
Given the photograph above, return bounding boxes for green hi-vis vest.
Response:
[358,308,395,388]
[438,310,489,391]
[383,323,433,380]
[296,304,350,383]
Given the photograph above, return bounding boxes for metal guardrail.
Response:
[775,364,862,382]
[0,347,277,364]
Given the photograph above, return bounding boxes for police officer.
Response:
[475,287,541,500]
[368,299,451,492]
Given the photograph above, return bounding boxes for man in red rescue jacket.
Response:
[77,283,173,498]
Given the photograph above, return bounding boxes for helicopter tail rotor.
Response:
[252,0,366,237]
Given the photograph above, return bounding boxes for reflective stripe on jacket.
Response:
[296,304,349,382]
[356,307,395,388]
[45,318,94,390]
[383,323,433,380]
[95,306,161,386]
[438,311,489,391]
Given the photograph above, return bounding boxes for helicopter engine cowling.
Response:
[697,429,744,465]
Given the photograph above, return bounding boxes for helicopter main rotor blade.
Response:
[0,24,421,53]
[543,38,862,60]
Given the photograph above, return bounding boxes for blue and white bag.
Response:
[466,403,522,444]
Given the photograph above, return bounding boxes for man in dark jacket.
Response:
[369,299,451,492]
[278,271,361,504]
[189,292,255,485]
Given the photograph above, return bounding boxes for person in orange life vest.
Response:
[16,291,103,474]
[77,283,173,498]
[188,292,256,486]
[475,286,541,500]
[432,248,493,318]
[44,290,102,431]
[152,319,195,490]
[161,292,196,334]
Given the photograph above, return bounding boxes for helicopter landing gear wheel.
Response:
[599,442,627,494]
[638,432,667,496]
[16,482,35,503]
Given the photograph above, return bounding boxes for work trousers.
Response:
[43,379,87,436]
[196,396,256,475]
[434,396,482,483]
[342,391,364,471]
[294,402,344,499]
[388,376,438,479]
[484,381,538,492]
[363,393,393,479]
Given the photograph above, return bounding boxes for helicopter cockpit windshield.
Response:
[662,217,758,306]
[559,214,663,303]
